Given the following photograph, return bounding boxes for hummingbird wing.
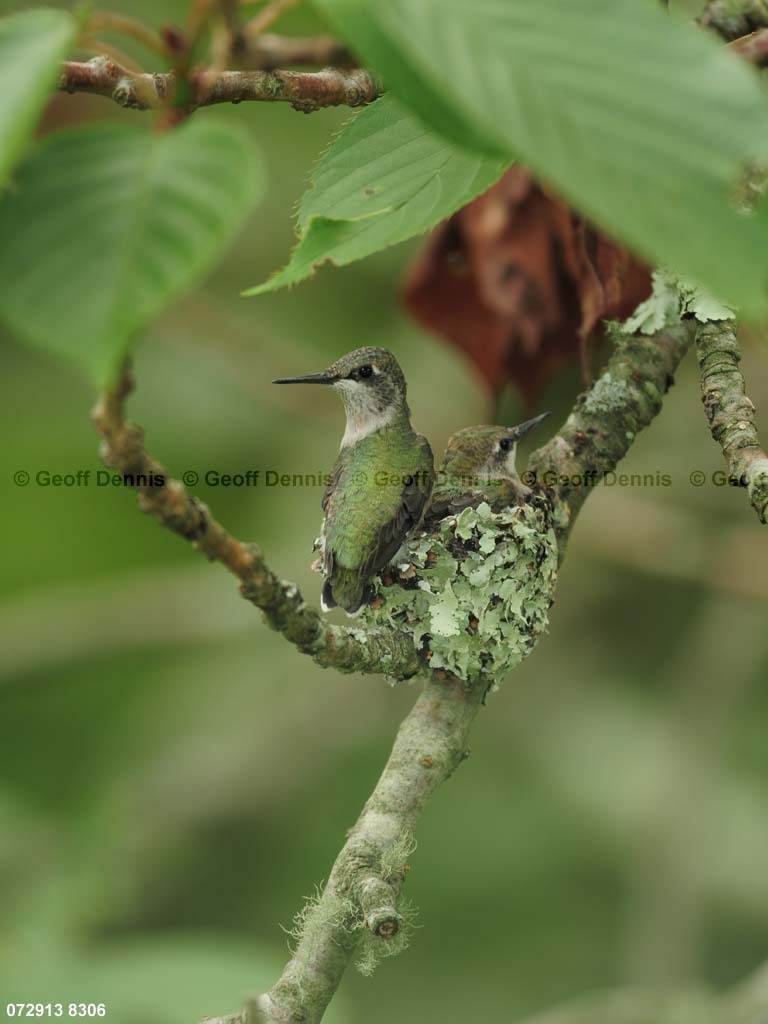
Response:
[357,437,433,580]
[321,463,340,515]
[319,433,433,613]
[319,460,343,582]
[425,490,479,525]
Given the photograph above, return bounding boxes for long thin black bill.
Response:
[272,371,337,385]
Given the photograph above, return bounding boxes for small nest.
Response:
[362,497,558,688]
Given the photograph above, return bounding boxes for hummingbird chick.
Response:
[274,347,434,614]
[425,413,550,527]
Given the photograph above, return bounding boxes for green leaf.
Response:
[244,94,508,295]
[0,9,76,186]
[316,0,768,317]
[0,120,265,383]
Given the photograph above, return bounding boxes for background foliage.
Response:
[1,1,768,1022]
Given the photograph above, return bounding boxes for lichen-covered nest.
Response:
[362,497,559,687]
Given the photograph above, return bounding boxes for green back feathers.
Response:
[322,417,434,613]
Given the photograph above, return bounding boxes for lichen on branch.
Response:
[527,321,697,554]
[695,321,768,523]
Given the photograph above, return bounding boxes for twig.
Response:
[210,0,244,69]
[59,56,378,111]
[188,0,217,44]
[526,322,697,556]
[78,36,146,74]
[243,0,299,41]
[91,363,421,677]
[218,0,241,37]
[214,675,484,1024]
[89,10,168,56]
[241,33,354,69]
[695,321,768,523]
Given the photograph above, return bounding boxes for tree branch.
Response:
[526,321,698,555]
[60,56,378,112]
[99,322,699,1023]
[88,10,168,57]
[217,674,484,1024]
[91,363,420,677]
[695,321,768,523]
[196,323,696,1022]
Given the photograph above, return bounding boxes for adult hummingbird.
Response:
[425,414,550,526]
[274,346,434,614]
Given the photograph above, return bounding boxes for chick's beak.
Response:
[512,410,551,440]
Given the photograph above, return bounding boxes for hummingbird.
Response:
[273,346,434,614]
[425,413,550,527]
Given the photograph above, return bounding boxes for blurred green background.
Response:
[1,1,768,1021]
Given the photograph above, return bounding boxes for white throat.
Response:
[341,405,397,447]
[504,446,520,477]
[333,378,400,448]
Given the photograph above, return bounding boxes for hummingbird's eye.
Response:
[357,364,374,379]
[498,438,513,454]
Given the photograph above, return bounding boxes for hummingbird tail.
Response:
[322,573,372,615]
[320,579,337,613]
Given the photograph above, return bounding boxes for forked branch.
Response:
[85,323,688,1023]
[92,314,702,1024]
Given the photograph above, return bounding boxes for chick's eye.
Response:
[499,438,512,454]
[358,364,374,379]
